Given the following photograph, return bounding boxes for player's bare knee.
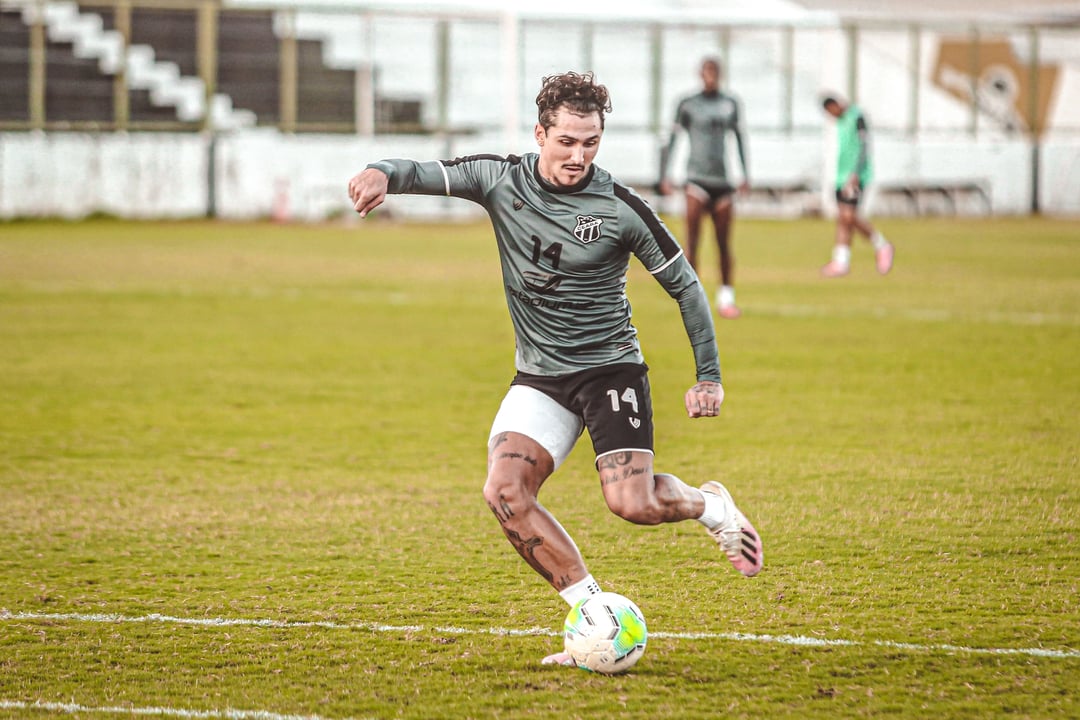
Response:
[607,495,664,525]
[483,470,537,522]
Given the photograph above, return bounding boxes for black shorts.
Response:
[687,180,735,209]
[511,362,654,459]
[836,183,864,207]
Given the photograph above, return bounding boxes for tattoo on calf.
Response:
[503,528,553,583]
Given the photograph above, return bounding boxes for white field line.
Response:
[0,699,348,720]
[753,302,1080,327]
[3,609,1078,660]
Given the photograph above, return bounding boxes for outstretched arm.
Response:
[348,167,389,218]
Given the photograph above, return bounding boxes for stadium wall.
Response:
[2,129,1078,220]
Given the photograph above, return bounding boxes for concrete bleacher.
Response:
[0,3,360,128]
[295,38,353,125]
[0,9,30,120]
[44,40,114,121]
[217,10,280,125]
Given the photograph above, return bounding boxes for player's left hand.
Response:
[738,181,750,196]
[685,381,724,418]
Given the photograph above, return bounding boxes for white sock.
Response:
[717,285,736,308]
[832,245,852,267]
[871,232,889,250]
[559,574,601,608]
[695,488,730,531]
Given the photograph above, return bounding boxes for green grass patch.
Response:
[1,216,1077,719]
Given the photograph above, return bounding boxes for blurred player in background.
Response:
[659,57,750,318]
[820,95,894,277]
[348,71,763,667]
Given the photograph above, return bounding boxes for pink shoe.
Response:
[820,260,849,278]
[700,481,763,577]
[875,242,894,275]
[717,304,742,319]
[541,651,575,667]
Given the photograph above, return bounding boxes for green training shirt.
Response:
[835,104,872,188]
[366,153,721,382]
[662,89,748,186]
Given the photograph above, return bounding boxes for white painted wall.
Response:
[2,129,1076,220]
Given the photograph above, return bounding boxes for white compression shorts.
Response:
[488,384,584,471]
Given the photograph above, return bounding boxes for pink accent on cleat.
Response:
[542,651,575,667]
[717,304,742,319]
[875,242,894,275]
[820,260,850,278]
[700,481,763,577]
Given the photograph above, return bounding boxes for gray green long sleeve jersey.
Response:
[662,90,748,186]
[366,153,721,382]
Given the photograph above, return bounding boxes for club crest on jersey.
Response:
[573,215,604,244]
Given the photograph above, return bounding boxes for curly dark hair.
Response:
[535,71,612,130]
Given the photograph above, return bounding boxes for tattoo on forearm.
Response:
[503,528,553,583]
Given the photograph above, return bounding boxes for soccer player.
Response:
[348,71,763,667]
[820,94,894,277]
[659,57,750,318]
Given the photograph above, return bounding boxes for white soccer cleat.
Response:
[820,260,850,278]
[875,241,894,275]
[541,650,575,667]
[716,303,742,319]
[700,481,763,577]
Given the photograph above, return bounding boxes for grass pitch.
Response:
[0,215,1077,719]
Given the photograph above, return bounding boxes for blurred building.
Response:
[1,0,1078,218]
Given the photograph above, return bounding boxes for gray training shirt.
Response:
[663,90,748,187]
[366,153,721,382]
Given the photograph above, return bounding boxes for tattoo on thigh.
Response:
[495,451,538,466]
[600,471,621,487]
[503,528,553,583]
[487,494,514,524]
[597,452,633,470]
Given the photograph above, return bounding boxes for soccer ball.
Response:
[563,592,648,674]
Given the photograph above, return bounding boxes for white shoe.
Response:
[541,651,575,667]
[700,481,763,577]
[717,304,742,319]
[875,241,894,275]
[820,260,850,278]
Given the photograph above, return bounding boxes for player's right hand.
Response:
[347,168,389,218]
